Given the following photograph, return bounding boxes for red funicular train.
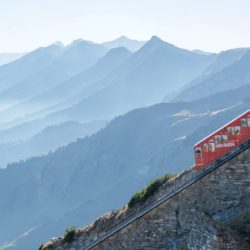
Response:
[194,110,250,170]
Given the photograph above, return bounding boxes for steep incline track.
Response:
[83,139,250,250]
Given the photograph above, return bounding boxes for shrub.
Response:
[128,173,173,208]
[64,227,76,243]
[38,244,44,250]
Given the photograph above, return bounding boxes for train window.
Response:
[248,118,250,127]
[221,134,228,142]
[227,127,234,135]
[234,126,241,135]
[195,147,202,156]
[241,119,247,127]
[203,144,209,152]
[214,135,221,144]
[208,143,215,152]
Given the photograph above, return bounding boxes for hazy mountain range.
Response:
[0,36,249,249]
[0,40,107,112]
[46,36,214,123]
[0,36,215,167]
[174,48,250,101]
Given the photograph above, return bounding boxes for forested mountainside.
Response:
[0,120,106,168]
[1,84,250,249]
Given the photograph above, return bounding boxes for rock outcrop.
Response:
[42,148,250,250]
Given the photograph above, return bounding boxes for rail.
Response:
[82,139,250,250]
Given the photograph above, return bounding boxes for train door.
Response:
[234,125,241,146]
[247,116,250,138]
[227,126,239,147]
[195,147,203,170]
[207,141,216,165]
[201,141,216,167]
[240,118,248,142]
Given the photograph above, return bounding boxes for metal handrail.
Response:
[82,139,250,250]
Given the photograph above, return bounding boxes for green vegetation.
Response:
[128,173,173,208]
[39,243,53,250]
[64,227,76,243]
[38,244,44,250]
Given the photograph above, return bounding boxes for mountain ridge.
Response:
[0,41,107,114]
[174,48,250,101]
[0,47,130,125]
[43,36,214,123]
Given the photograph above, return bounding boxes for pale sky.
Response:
[0,0,250,53]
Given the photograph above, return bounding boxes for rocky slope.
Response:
[42,148,250,250]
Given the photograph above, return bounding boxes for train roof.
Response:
[194,109,250,147]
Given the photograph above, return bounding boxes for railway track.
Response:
[82,139,250,250]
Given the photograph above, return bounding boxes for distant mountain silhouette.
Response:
[192,49,214,56]
[0,40,107,112]
[203,48,249,75]
[0,120,106,168]
[47,36,214,122]
[0,44,63,95]
[102,36,146,52]
[0,47,131,124]
[174,48,250,101]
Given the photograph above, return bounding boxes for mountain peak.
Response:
[115,35,130,41]
[150,35,163,42]
[52,41,64,48]
[148,36,173,47]
[102,36,145,52]
[138,36,176,53]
